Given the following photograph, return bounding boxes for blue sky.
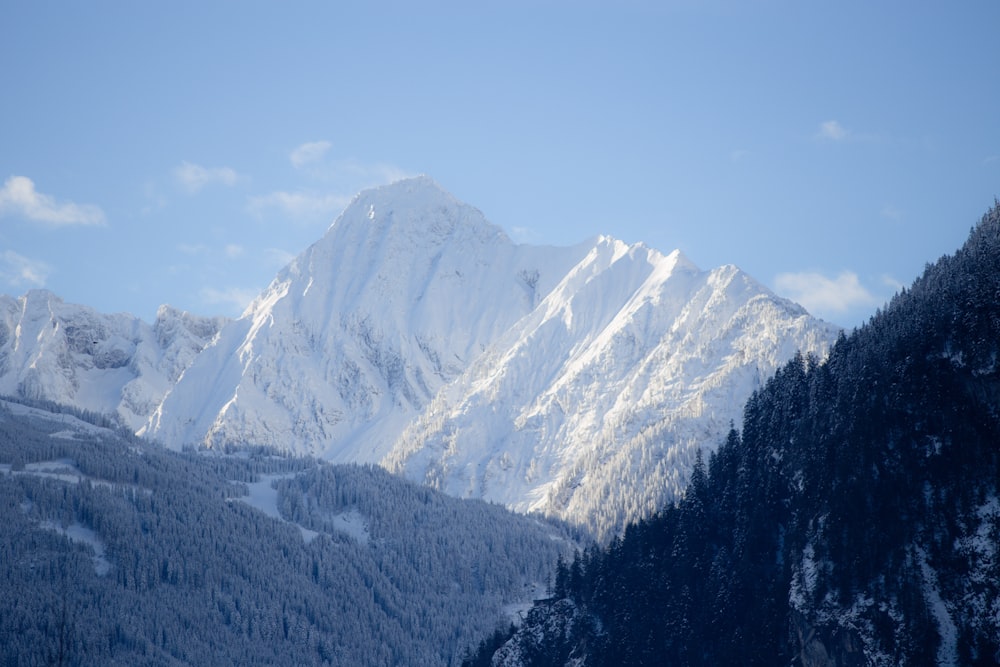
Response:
[1,1,998,329]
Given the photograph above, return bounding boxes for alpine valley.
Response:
[0,176,839,538]
[3,177,999,666]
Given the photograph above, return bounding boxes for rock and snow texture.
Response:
[1,176,841,532]
[0,291,225,431]
[384,235,841,535]
[143,176,585,461]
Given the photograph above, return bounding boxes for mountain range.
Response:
[465,201,1000,666]
[0,176,839,535]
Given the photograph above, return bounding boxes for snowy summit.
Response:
[1,177,840,534]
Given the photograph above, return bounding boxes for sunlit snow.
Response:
[39,520,111,576]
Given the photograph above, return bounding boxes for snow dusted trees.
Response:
[0,397,575,666]
[466,201,1000,665]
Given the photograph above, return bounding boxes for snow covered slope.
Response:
[2,177,840,534]
[0,290,225,431]
[143,176,586,460]
[384,238,840,536]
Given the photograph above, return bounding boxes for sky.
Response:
[1,1,998,330]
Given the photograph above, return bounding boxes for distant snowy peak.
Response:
[0,290,225,431]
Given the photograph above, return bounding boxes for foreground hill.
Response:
[471,202,1000,665]
[0,398,575,665]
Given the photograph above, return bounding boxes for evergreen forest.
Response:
[466,203,1000,665]
[0,399,576,666]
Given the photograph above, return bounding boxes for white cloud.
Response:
[247,190,352,221]
[0,250,51,287]
[332,160,412,186]
[0,175,106,226]
[296,155,413,188]
[176,243,209,255]
[880,273,905,294]
[265,248,297,268]
[248,156,411,223]
[817,120,849,141]
[177,242,243,259]
[774,270,878,316]
[290,141,332,169]
[510,226,541,244]
[140,181,168,216]
[199,286,259,316]
[174,162,240,194]
[881,204,903,222]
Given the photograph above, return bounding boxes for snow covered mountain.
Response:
[384,235,841,536]
[469,201,1000,666]
[0,290,225,431]
[0,177,840,533]
[142,176,586,461]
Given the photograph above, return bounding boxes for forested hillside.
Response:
[0,398,576,666]
[469,202,1000,666]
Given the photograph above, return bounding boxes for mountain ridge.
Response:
[0,177,841,533]
[0,289,226,431]
[468,200,1000,666]
[385,233,839,536]
[143,176,590,462]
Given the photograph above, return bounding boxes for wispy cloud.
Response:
[0,176,106,227]
[247,190,352,221]
[327,159,411,186]
[292,151,413,188]
[510,226,541,244]
[176,242,244,259]
[176,243,209,255]
[140,181,168,216]
[199,286,259,316]
[774,270,879,317]
[817,120,850,142]
[881,204,903,222]
[265,248,297,269]
[249,152,411,223]
[0,250,51,287]
[290,141,332,169]
[174,161,241,194]
[880,273,905,294]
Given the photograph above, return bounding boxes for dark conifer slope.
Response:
[471,202,1000,665]
[0,398,576,666]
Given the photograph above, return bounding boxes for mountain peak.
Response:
[322,175,510,252]
[146,178,586,461]
[665,248,698,271]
